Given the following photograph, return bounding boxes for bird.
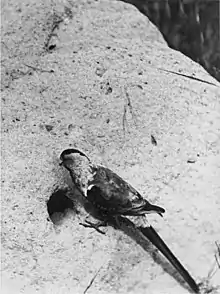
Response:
[59,148,165,221]
[60,148,199,293]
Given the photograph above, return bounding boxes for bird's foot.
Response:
[79,219,107,235]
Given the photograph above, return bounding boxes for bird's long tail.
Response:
[138,225,199,293]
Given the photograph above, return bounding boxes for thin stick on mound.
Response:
[122,87,137,135]
[24,63,54,73]
[215,242,220,269]
[158,68,218,86]
[198,241,220,294]
[83,263,105,294]
[125,89,137,126]
[122,102,129,135]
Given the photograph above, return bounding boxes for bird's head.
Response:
[60,148,90,172]
[60,148,93,197]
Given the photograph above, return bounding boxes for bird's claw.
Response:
[79,220,107,235]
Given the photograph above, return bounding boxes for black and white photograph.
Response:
[1,0,220,293]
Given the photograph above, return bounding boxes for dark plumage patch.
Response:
[87,167,165,217]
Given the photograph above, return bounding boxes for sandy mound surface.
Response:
[1,0,220,293]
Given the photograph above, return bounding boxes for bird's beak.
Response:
[59,160,63,166]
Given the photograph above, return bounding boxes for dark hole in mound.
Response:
[47,188,76,224]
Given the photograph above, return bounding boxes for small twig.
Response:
[125,89,137,126]
[122,104,129,135]
[198,241,220,293]
[24,63,54,73]
[214,241,220,269]
[44,15,63,50]
[122,87,138,135]
[215,242,220,256]
[158,68,218,86]
[151,135,157,146]
[83,264,104,294]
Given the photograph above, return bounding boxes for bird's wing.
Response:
[88,166,163,215]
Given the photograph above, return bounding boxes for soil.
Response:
[1,0,220,293]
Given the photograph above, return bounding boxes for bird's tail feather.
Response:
[138,225,199,293]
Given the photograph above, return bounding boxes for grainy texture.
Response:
[1,0,220,293]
